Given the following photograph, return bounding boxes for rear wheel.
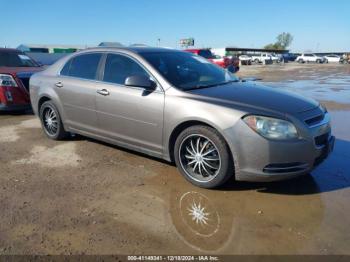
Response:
[298,59,304,63]
[174,125,234,188]
[39,101,68,140]
[254,59,260,64]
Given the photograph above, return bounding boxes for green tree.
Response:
[276,32,293,49]
[264,43,281,50]
[264,32,293,50]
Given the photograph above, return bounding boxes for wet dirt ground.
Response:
[0,63,349,255]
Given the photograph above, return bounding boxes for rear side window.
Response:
[103,54,149,85]
[60,60,71,76]
[61,53,102,80]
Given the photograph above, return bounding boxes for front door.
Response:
[95,53,164,156]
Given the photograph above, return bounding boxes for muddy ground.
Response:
[0,63,349,255]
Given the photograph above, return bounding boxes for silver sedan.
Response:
[29,47,334,188]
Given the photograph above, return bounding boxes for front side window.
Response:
[0,52,39,67]
[140,51,239,91]
[61,53,102,80]
[103,54,149,85]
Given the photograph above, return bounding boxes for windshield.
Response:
[0,52,39,67]
[140,51,239,90]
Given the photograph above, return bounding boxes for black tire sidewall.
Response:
[39,101,67,140]
[174,125,234,189]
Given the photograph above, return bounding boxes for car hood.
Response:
[0,66,43,76]
[187,82,319,114]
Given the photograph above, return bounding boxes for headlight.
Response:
[243,115,298,140]
[0,74,18,87]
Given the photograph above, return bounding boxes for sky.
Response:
[1,0,349,52]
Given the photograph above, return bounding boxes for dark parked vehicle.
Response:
[30,47,334,188]
[282,53,298,62]
[0,48,42,111]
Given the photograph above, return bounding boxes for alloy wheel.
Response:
[179,134,221,183]
[43,107,58,136]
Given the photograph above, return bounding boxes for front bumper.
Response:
[0,103,31,112]
[224,112,334,182]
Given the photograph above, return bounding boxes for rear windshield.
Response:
[0,52,38,67]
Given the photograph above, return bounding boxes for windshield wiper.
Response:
[185,80,239,91]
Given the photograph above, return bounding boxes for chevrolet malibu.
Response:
[30,47,335,188]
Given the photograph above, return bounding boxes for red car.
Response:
[184,48,239,73]
[0,48,42,112]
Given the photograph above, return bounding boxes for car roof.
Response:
[83,46,182,54]
[0,48,21,53]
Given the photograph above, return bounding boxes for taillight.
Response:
[0,74,18,87]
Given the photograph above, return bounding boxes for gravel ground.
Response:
[0,63,349,255]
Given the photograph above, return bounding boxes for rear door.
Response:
[56,53,102,132]
[95,53,164,156]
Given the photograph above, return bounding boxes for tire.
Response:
[174,125,234,189]
[298,59,303,63]
[316,59,321,63]
[39,100,68,140]
[254,59,260,64]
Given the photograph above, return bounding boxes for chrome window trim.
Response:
[57,51,164,93]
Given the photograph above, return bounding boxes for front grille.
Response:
[263,162,309,174]
[314,132,330,147]
[18,77,30,92]
[305,114,324,126]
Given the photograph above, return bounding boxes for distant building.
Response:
[17,44,86,54]
[211,47,289,57]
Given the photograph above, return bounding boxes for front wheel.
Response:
[298,59,304,63]
[174,126,234,188]
[39,101,68,140]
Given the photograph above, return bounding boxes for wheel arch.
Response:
[38,96,52,112]
[37,94,67,131]
[167,120,234,165]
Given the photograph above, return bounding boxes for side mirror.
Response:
[124,75,157,90]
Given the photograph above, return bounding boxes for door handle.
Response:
[97,89,110,96]
[55,82,63,88]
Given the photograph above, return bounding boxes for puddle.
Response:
[262,76,350,104]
